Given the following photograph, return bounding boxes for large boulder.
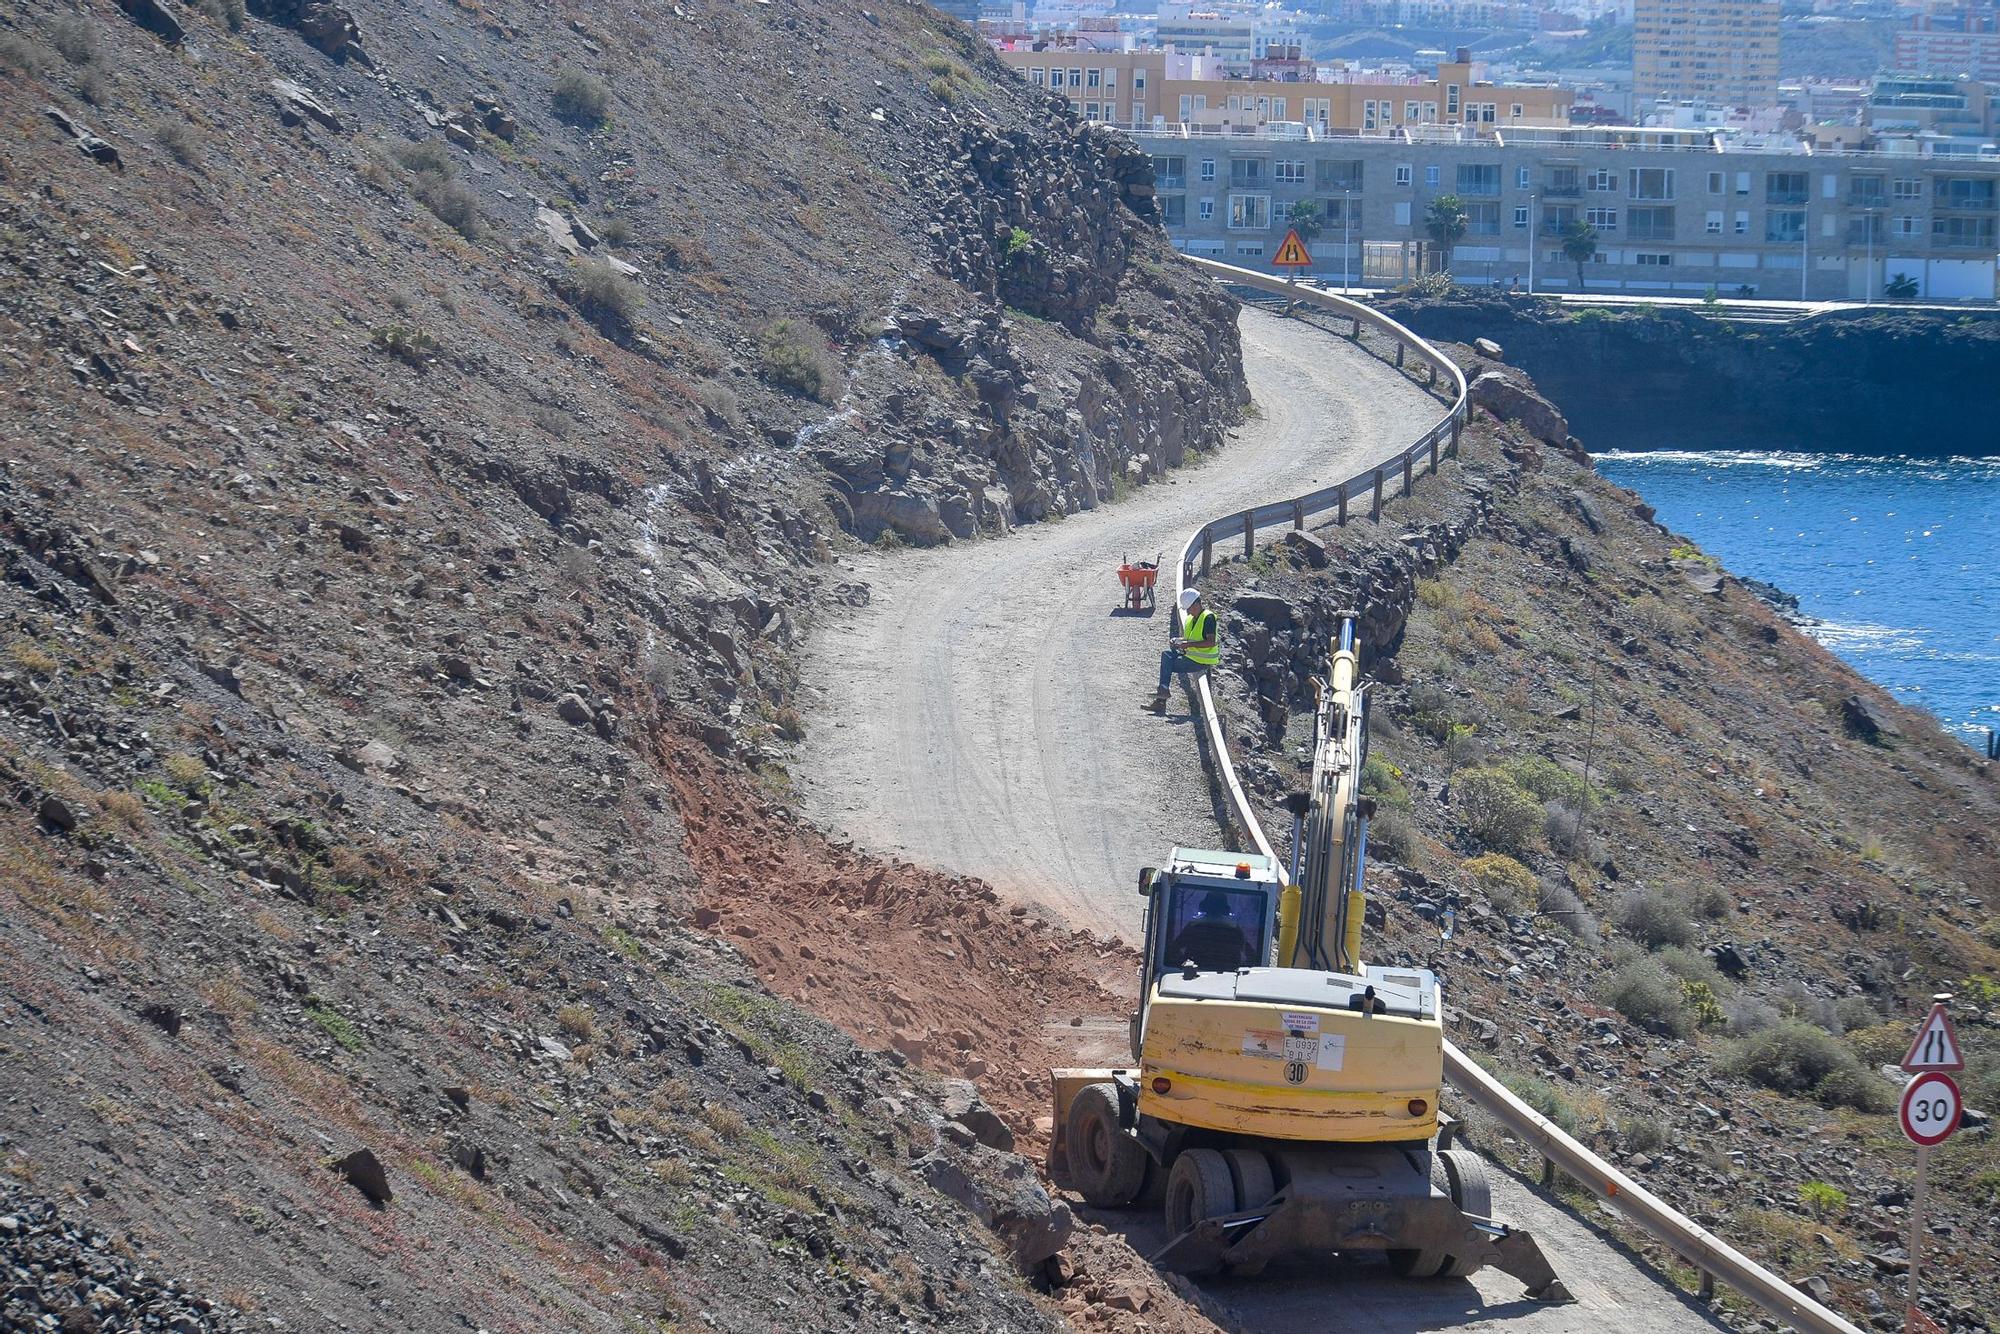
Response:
[1470,371,1568,447]
[917,1143,1072,1272]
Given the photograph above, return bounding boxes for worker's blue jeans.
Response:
[1158,650,1212,691]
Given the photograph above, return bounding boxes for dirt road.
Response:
[799,309,1441,939]
[796,306,1722,1333]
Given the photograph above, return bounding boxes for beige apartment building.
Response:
[1633,0,1781,107]
[995,48,1572,131]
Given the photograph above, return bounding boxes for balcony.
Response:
[1938,232,1997,248]
[1765,226,1805,244]
[1765,189,1808,205]
[1542,183,1582,198]
[1157,173,1186,190]
[1846,220,1887,245]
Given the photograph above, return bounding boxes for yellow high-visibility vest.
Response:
[1183,609,1219,666]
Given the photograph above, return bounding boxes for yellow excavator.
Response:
[1052,614,1568,1294]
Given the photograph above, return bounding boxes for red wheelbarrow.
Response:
[1117,553,1161,612]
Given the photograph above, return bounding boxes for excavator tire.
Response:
[1066,1083,1148,1208]
[1220,1149,1277,1276]
[1434,1149,1492,1280]
[1388,1152,1461,1279]
[1164,1148,1239,1241]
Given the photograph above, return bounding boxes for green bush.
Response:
[1462,852,1536,916]
[392,139,456,178]
[370,325,437,367]
[1845,1021,1908,1068]
[1612,886,1695,949]
[758,318,840,403]
[1798,1181,1848,1217]
[1720,1020,1889,1110]
[51,16,98,65]
[1500,755,1599,809]
[1601,955,1689,1036]
[1360,755,1412,811]
[552,67,610,124]
[196,0,246,30]
[416,176,481,238]
[1369,809,1414,862]
[0,34,48,75]
[560,258,644,335]
[1455,766,1542,857]
[1623,1113,1668,1154]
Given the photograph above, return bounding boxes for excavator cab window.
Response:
[1157,881,1268,974]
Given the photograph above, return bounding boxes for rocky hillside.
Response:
[0,0,1244,1328]
[1197,312,2000,1331]
[1374,291,2000,455]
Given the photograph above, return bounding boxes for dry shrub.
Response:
[552,68,610,124]
[758,319,841,403]
[99,790,147,830]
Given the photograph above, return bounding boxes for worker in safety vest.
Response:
[1148,587,1218,714]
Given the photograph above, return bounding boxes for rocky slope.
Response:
[1195,313,2000,1331]
[0,0,1244,1328]
[1373,292,2000,454]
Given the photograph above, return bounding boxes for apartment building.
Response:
[995,48,1573,130]
[1897,12,2000,83]
[1633,0,1781,107]
[1135,124,2000,298]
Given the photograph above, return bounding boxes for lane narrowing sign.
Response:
[1273,228,1314,270]
[1899,1071,1961,1148]
[1901,1002,1963,1072]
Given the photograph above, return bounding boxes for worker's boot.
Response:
[1144,687,1168,715]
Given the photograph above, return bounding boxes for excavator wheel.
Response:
[1164,1148,1238,1243]
[1433,1149,1493,1280]
[1219,1149,1277,1276]
[1065,1083,1148,1208]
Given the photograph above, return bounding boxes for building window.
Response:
[1587,169,1616,192]
[1029,68,1046,87]
[1765,172,1808,205]
[1765,210,1806,243]
[1466,201,1501,235]
[1512,103,1524,119]
[1516,166,1531,189]
[1395,163,1413,186]
[1274,200,1293,224]
[1086,68,1101,89]
[1514,205,1529,228]
[1707,171,1724,195]
[1230,157,1267,188]
[1363,100,1378,131]
[1161,195,1186,225]
[1894,214,1918,237]
[1634,253,1672,267]
[1893,178,1922,200]
[1424,101,1438,120]
[1200,159,1216,182]
[1199,198,1214,220]
[1705,210,1723,234]
[1456,164,1500,196]
[1405,99,1421,122]
[1085,103,1101,121]
[1235,243,1265,257]
[1276,160,1306,186]
[1134,73,1146,92]
[1735,171,1750,195]
[1629,168,1675,201]
[1446,84,1460,116]
[1938,178,1996,209]
[1734,211,1749,234]
[1627,206,1675,241]
[1068,68,1082,89]
[1425,165,1441,187]
[1586,207,1618,231]
[1104,68,1117,89]
[1394,200,1412,225]
[1227,194,1271,230]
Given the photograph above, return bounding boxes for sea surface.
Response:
[1594,449,2000,749]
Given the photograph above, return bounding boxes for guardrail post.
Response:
[1541,1156,1556,1188]
[1426,361,1437,387]
[1428,434,1440,474]
[1395,342,1405,368]
[1291,499,1305,531]
[1448,417,1462,459]
[1241,512,1255,559]
[1370,469,1383,521]
[1402,454,1413,497]
[1336,482,1347,526]
[1350,316,1361,341]
[1200,530,1212,577]
[1699,1270,1716,1302]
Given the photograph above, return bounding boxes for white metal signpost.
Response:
[1898,997,1964,1334]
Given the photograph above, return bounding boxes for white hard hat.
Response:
[1179,588,1201,612]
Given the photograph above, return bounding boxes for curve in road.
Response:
[796,303,1723,1333]
[798,309,1439,940]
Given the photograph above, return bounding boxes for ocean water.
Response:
[1593,450,2000,749]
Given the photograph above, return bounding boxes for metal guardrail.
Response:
[1167,258,1864,1334]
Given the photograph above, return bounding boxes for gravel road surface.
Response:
[797,304,1723,1333]
[798,308,1441,939]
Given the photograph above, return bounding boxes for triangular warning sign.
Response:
[1273,228,1314,268]
[1902,1003,1964,1072]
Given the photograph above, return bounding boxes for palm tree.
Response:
[1424,195,1468,273]
[1286,199,1325,241]
[1884,272,1919,299]
[1562,221,1599,292]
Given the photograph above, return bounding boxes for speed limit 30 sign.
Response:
[1899,1071,1962,1148]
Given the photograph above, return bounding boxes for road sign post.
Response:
[1898,994,1963,1334]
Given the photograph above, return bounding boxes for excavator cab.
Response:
[1143,851,1277,978]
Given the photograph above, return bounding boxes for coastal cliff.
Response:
[1374,294,2000,455]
